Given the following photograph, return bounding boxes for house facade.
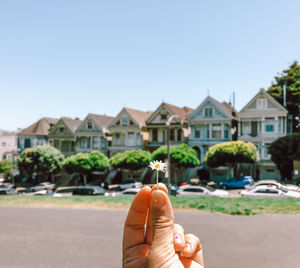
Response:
[188,96,237,162]
[146,102,194,152]
[75,113,114,156]
[48,117,82,156]
[0,131,17,161]
[17,117,58,152]
[238,88,288,180]
[108,108,152,156]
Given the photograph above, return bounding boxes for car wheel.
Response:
[222,185,227,190]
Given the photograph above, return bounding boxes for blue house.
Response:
[188,96,237,181]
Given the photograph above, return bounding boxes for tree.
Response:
[267,61,300,132]
[268,133,300,180]
[0,159,11,177]
[152,144,200,168]
[63,151,109,185]
[110,150,152,178]
[17,145,64,181]
[204,141,259,176]
[152,144,200,183]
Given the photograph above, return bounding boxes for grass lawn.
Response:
[1,195,300,215]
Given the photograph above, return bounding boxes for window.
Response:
[92,136,100,149]
[61,141,70,152]
[265,118,275,132]
[152,129,158,142]
[24,138,31,148]
[1,142,6,147]
[195,128,200,139]
[177,129,182,141]
[101,137,106,149]
[170,129,175,141]
[87,120,93,129]
[224,124,229,139]
[59,127,64,133]
[121,118,128,126]
[243,122,251,135]
[204,107,213,117]
[264,143,271,158]
[54,140,59,149]
[127,132,135,146]
[257,98,267,109]
[115,133,121,145]
[212,124,221,138]
[161,114,167,120]
[183,188,204,193]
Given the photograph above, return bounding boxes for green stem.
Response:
[156,170,159,189]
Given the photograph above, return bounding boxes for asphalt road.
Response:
[0,206,300,268]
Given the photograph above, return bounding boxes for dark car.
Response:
[72,186,105,196]
[219,176,254,189]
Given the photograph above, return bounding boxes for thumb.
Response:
[147,189,176,267]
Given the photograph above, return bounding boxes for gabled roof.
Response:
[189,96,236,120]
[147,102,194,124]
[164,103,194,122]
[17,117,59,136]
[60,117,82,133]
[123,107,153,126]
[89,113,114,129]
[239,88,288,113]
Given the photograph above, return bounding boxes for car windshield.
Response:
[205,186,215,192]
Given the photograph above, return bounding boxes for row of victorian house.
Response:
[16,89,293,181]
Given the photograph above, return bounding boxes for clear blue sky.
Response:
[1,0,300,131]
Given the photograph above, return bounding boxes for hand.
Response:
[123,183,204,268]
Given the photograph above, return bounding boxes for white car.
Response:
[241,186,300,198]
[176,185,229,198]
[114,188,141,196]
[245,180,300,192]
[30,182,55,192]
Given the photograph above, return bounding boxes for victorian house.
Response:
[48,117,82,156]
[108,108,152,156]
[145,102,194,152]
[75,113,114,156]
[17,117,58,152]
[188,96,237,162]
[238,88,288,180]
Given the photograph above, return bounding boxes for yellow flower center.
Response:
[155,164,160,168]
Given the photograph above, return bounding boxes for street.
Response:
[0,206,299,268]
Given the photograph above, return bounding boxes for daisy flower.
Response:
[149,160,167,188]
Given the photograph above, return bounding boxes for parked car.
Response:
[0,183,14,190]
[176,185,229,198]
[241,186,300,198]
[73,186,105,196]
[219,176,254,189]
[116,188,141,195]
[23,190,50,196]
[0,188,19,195]
[245,180,300,192]
[30,182,55,192]
[117,180,143,191]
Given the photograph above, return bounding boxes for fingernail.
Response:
[174,235,182,244]
[184,243,191,252]
[151,190,166,208]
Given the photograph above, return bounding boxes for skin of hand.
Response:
[122,183,204,268]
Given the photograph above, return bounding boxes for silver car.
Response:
[176,185,229,198]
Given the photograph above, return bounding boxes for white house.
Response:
[108,107,152,156]
[238,88,288,180]
[17,117,58,152]
[75,113,114,156]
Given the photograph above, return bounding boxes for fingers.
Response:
[146,184,176,267]
[181,234,204,266]
[145,183,169,245]
[123,186,151,250]
[173,224,185,252]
